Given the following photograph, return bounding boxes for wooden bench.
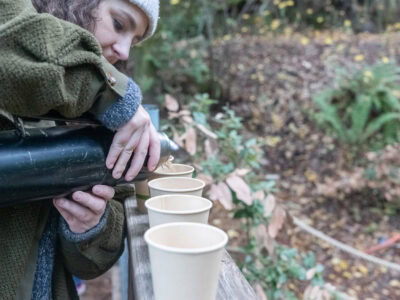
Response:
[124,194,258,300]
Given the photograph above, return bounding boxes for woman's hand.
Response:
[106,105,160,181]
[53,185,114,234]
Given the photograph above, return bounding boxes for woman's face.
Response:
[93,0,149,65]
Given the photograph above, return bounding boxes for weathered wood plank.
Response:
[124,195,258,300]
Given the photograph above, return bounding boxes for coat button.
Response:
[106,73,117,86]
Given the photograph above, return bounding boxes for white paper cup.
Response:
[145,194,212,227]
[150,163,195,180]
[148,177,205,197]
[145,222,228,300]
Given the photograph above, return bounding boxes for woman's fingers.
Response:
[92,185,115,200]
[106,130,129,169]
[53,186,114,234]
[53,199,75,223]
[106,105,152,179]
[53,196,96,233]
[106,115,145,169]
[125,126,150,181]
[147,124,161,172]
[112,126,144,179]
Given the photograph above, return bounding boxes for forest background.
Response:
[92,1,400,299]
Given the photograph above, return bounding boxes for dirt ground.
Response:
[211,31,400,299]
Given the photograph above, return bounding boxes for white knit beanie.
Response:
[128,0,160,41]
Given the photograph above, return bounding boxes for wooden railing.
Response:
[124,194,258,300]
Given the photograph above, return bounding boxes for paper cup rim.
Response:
[144,222,228,254]
[154,163,195,176]
[145,194,212,215]
[148,177,205,193]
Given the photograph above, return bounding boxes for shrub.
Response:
[313,63,400,148]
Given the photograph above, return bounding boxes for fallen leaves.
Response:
[196,173,213,186]
[165,94,179,112]
[255,224,276,255]
[226,175,253,205]
[195,123,218,139]
[184,127,197,155]
[303,285,332,300]
[268,205,286,238]
[263,194,276,217]
[208,182,233,210]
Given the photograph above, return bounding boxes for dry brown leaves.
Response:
[164,94,179,112]
[268,205,287,239]
[208,182,233,210]
[316,144,400,203]
[303,285,332,300]
[226,175,253,205]
[255,224,276,256]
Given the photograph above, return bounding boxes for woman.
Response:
[0,0,159,299]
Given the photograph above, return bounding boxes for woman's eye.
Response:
[113,18,123,32]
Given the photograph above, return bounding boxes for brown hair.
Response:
[31,0,102,32]
[32,0,130,73]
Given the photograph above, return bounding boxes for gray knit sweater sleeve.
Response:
[97,78,142,131]
[59,204,110,243]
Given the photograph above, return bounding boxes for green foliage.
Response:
[242,245,325,300]
[133,0,400,103]
[213,107,262,169]
[313,63,400,148]
[187,104,327,299]
[201,154,235,181]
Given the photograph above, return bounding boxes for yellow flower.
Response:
[358,265,369,274]
[364,71,373,77]
[223,34,232,41]
[316,16,324,23]
[395,22,400,30]
[363,71,373,82]
[338,260,349,270]
[343,271,352,279]
[170,0,180,5]
[271,19,281,30]
[306,8,313,15]
[287,0,295,6]
[382,56,390,63]
[242,14,250,20]
[325,38,333,45]
[273,0,280,5]
[354,54,365,62]
[278,2,287,9]
[284,27,293,36]
[344,20,352,27]
[301,37,309,45]
[241,26,249,33]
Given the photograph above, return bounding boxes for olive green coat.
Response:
[0,0,131,299]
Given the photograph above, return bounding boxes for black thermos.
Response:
[0,125,179,207]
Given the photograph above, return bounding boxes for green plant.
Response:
[313,63,400,148]
[185,106,327,299]
[242,246,325,300]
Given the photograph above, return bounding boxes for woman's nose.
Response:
[112,39,131,61]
